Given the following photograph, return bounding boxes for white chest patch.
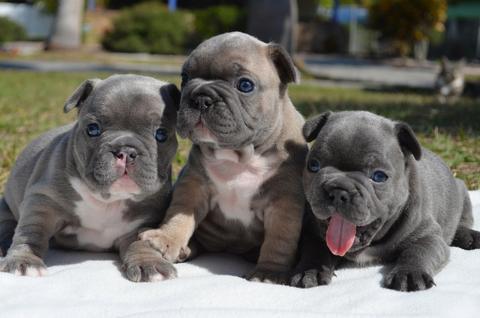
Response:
[203,148,278,227]
[63,178,143,250]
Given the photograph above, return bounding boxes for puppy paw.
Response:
[122,241,177,282]
[384,268,435,292]
[452,227,480,250]
[290,267,334,288]
[138,229,188,263]
[246,267,289,285]
[0,252,47,277]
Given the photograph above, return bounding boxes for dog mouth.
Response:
[324,214,382,256]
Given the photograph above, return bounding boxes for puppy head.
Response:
[178,31,297,149]
[64,74,180,201]
[302,111,421,256]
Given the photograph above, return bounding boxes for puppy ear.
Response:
[395,122,422,161]
[268,43,298,84]
[64,79,101,113]
[303,111,332,142]
[160,83,181,111]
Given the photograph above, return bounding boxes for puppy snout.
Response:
[325,187,351,206]
[113,147,138,164]
[192,94,213,111]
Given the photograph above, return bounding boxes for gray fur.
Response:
[291,111,479,291]
[140,32,307,284]
[0,74,179,281]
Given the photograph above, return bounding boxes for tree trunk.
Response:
[247,0,298,55]
[46,0,84,50]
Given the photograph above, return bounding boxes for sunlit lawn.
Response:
[0,70,479,192]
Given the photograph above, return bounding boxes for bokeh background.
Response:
[0,0,479,192]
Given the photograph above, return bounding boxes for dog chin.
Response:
[108,174,142,200]
[192,122,219,144]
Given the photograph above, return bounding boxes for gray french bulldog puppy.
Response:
[0,74,180,282]
[140,32,308,284]
[291,111,479,291]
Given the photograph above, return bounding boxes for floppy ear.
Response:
[64,79,101,113]
[267,43,298,84]
[395,122,422,161]
[303,111,332,143]
[160,83,181,111]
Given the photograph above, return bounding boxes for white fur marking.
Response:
[204,149,277,227]
[149,273,165,282]
[66,178,143,250]
[14,266,47,277]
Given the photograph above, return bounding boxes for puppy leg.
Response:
[383,234,449,292]
[451,190,480,250]
[290,232,339,288]
[247,197,303,285]
[0,196,57,276]
[117,232,177,282]
[139,172,209,263]
[0,198,16,256]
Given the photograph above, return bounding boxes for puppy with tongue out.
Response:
[291,111,479,292]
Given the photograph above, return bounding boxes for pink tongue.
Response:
[326,213,357,256]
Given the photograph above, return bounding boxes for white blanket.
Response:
[1,192,480,318]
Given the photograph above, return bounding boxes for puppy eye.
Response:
[371,170,388,183]
[307,159,321,173]
[237,78,255,93]
[155,128,168,143]
[181,72,189,87]
[86,123,101,137]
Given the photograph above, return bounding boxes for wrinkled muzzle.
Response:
[178,79,254,148]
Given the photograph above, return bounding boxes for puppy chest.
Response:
[211,174,261,226]
[63,179,143,250]
[204,153,276,227]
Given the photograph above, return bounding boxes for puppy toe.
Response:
[23,265,47,277]
[290,273,303,287]
[1,253,47,277]
[124,264,142,282]
[302,270,319,288]
[385,269,435,292]
[247,268,288,285]
[154,261,177,280]
[452,227,480,250]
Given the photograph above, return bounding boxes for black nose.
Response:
[326,188,350,206]
[113,147,137,164]
[192,94,213,111]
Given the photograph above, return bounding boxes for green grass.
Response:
[0,71,479,193]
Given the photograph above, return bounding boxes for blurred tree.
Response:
[46,0,85,49]
[247,0,297,54]
[367,0,447,56]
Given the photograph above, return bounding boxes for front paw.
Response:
[246,267,289,285]
[384,268,435,292]
[290,267,335,288]
[138,229,188,263]
[122,241,177,282]
[0,252,47,277]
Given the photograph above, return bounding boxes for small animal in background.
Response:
[0,74,180,282]
[434,57,465,103]
[291,111,480,292]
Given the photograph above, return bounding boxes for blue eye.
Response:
[371,171,388,183]
[86,123,101,137]
[307,159,321,173]
[155,128,168,143]
[237,78,255,93]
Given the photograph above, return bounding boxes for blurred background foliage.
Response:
[0,16,26,44]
